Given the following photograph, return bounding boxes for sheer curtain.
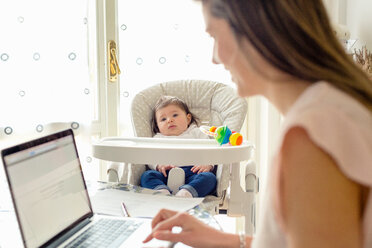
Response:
[0,0,98,191]
[117,0,234,135]
[0,0,93,131]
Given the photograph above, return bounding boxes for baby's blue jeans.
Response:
[140,166,217,197]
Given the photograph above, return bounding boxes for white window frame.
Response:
[90,0,121,180]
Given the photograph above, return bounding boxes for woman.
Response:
[144,0,372,247]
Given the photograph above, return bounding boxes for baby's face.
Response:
[156,104,191,136]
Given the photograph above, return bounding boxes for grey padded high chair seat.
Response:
[107,79,248,212]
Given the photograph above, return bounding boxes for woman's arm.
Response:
[277,127,363,248]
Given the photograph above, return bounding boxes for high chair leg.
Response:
[167,167,185,194]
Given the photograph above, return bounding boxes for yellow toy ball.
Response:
[229,132,243,146]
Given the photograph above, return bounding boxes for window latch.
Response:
[108,40,121,82]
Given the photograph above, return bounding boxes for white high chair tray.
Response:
[93,137,254,165]
[93,137,256,234]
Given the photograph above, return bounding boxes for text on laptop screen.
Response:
[4,134,91,248]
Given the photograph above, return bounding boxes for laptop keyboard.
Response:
[64,218,143,248]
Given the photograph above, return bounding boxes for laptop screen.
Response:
[1,129,92,248]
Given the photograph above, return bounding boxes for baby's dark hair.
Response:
[151,95,199,134]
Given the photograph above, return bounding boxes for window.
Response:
[0,0,98,182]
[117,0,233,135]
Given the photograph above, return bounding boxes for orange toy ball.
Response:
[229,132,243,146]
[209,126,217,132]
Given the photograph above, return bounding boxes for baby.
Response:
[140,96,217,198]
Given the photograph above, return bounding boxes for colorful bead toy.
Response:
[200,125,243,146]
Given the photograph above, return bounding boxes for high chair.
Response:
[107,79,249,212]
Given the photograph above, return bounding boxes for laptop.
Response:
[1,129,170,248]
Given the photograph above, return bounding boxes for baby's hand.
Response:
[156,164,176,177]
[191,165,213,174]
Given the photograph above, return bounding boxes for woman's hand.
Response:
[143,209,237,248]
[191,165,213,174]
[156,165,175,177]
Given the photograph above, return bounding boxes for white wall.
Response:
[324,0,372,49]
[346,0,372,49]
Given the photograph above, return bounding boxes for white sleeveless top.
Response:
[252,82,372,247]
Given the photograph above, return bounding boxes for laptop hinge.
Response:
[42,218,92,248]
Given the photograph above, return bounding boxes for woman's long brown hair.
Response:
[199,0,372,111]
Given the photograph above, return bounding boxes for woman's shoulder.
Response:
[284,81,372,136]
[281,82,372,186]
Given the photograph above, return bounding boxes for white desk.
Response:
[93,137,256,234]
